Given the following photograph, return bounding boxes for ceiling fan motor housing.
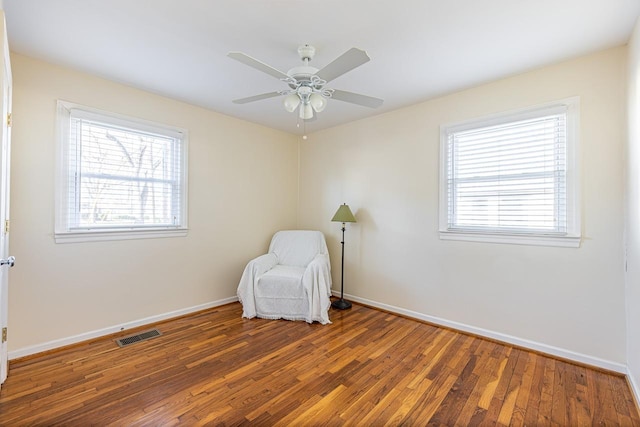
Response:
[287,66,320,84]
[288,45,322,91]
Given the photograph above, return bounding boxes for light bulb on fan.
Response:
[299,103,313,120]
[283,93,301,113]
[309,93,327,112]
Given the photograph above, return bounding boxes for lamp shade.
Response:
[309,93,327,112]
[331,203,356,223]
[283,93,301,113]
[300,103,314,120]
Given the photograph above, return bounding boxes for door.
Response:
[0,9,12,387]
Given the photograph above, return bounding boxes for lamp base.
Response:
[331,299,352,310]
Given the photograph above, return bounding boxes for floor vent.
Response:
[115,329,162,347]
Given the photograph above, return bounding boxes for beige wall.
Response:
[299,47,627,365]
[7,45,630,369]
[8,53,299,352]
[626,16,640,397]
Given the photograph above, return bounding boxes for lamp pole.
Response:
[332,222,352,310]
[331,203,355,310]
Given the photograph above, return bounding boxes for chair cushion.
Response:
[257,265,306,298]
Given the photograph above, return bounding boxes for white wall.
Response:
[8,53,299,353]
[299,47,627,367]
[626,17,640,397]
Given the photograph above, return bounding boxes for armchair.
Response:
[237,230,332,324]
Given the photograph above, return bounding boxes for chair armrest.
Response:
[306,253,330,270]
[237,253,278,320]
[250,253,278,276]
[304,253,332,293]
[302,253,333,324]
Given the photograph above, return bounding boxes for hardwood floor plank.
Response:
[454,341,499,425]
[551,358,569,425]
[402,373,459,423]
[563,363,581,425]
[594,369,626,425]
[384,375,435,425]
[0,302,637,426]
[497,349,528,426]
[406,332,459,389]
[428,352,480,425]
[477,347,512,410]
[523,352,546,425]
[537,356,557,424]
[610,374,636,425]
[481,347,522,425]
[509,351,534,426]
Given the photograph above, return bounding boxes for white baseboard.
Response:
[8,296,239,360]
[334,291,627,374]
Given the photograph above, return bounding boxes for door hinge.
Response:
[1,327,6,343]
[4,220,9,234]
[6,113,10,127]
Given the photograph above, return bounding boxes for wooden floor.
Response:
[0,302,638,426]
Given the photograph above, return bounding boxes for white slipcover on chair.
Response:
[237,230,332,324]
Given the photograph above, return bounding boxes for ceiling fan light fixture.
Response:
[283,93,301,112]
[309,93,327,113]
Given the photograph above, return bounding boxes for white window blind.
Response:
[56,101,188,242]
[440,99,580,247]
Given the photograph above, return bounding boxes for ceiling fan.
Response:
[228,44,384,121]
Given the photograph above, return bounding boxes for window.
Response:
[439,98,580,247]
[56,101,188,243]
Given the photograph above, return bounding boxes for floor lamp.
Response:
[331,203,357,310]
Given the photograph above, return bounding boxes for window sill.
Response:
[55,227,188,244]
[439,230,581,248]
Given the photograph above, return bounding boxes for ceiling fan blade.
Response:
[315,48,371,83]
[232,91,282,104]
[228,52,290,80]
[331,89,384,108]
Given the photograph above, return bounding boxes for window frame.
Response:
[55,100,188,243]
[439,97,581,248]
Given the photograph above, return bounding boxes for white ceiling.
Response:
[3,0,640,135]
